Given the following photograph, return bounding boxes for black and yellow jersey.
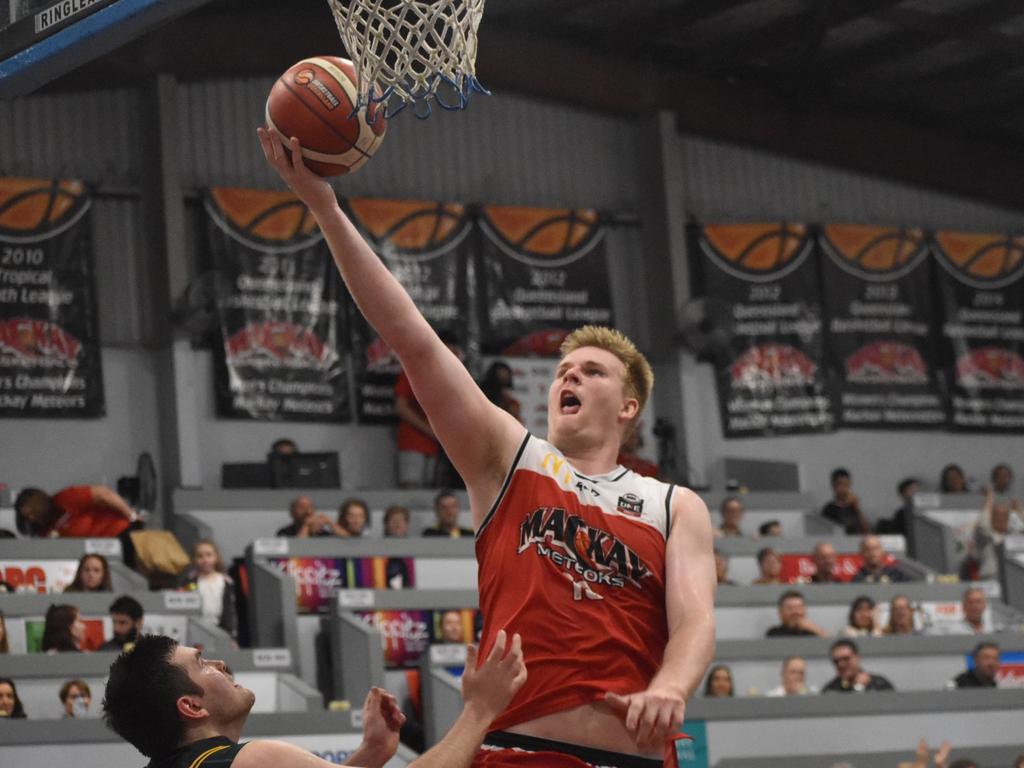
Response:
[147,737,246,768]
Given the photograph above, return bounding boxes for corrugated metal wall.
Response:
[176,78,642,210]
[678,132,1024,231]
[0,88,154,347]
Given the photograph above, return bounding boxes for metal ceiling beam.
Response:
[821,0,1024,79]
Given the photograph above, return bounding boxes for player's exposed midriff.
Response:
[506,701,662,759]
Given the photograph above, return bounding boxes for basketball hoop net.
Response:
[326,0,489,120]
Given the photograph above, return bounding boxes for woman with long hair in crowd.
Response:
[42,604,85,653]
[885,595,919,635]
[703,664,735,697]
[64,554,112,592]
[841,596,883,637]
[0,677,27,718]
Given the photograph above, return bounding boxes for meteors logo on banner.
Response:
[518,506,652,601]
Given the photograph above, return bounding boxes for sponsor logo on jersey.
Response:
[518,506,652,599]
[616,493,643,517]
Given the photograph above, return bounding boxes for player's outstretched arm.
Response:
[234,632,524,768]
[257,129,524,511]
[606,488,716,752]
[408,630,527,768]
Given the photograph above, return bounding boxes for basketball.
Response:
[265,56,387,177]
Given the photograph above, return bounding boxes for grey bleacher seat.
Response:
[0,590,232,654]
[173,487,472,561]
[245,538,475,694]
[713,534,930,584]
[714,581,1020,640]
[0,537,147,593]
[712,633,1024,695]
[909,492,986,573]
[701,491,839,537]
[1001,537,1024,613]
[685,690,1024,765]
[0,646,313,719]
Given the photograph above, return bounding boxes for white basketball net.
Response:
[327,0,488,119]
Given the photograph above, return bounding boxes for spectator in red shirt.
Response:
[395,371,441,488]
[616,430,660,479]
[15,486,136,539]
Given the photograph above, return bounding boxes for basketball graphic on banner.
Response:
[0,178,87,234]
[823,224,926,276]
[210,188,318,242]
[702,222,809,275]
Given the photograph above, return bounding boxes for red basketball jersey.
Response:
[476,433,675,732]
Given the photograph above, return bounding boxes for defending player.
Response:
[257,128,716,767]
[103,632,525,768]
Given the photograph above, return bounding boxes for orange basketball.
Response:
[265,56,386,177]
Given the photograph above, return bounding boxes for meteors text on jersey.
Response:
[518,506,652,592]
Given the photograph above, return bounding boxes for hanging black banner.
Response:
[694,222,833,438]
[934,231,1024,432]
[478,206,614,356]
[0,178,105,418]
[206,188,349,422]
[820,224,947,429]
[343,198,472,423]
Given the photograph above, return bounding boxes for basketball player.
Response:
[102,632,525,768]
[257,129,716,767]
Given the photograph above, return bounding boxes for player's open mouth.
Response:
[559,390,581,415]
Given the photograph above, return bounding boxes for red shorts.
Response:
[472,732,667,768]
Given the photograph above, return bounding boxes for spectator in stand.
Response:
[480,361,522,423]
[808,541,839,583]
[0,612,8,653]
[422,490,473,538]
[950,642,1000,689]
[758,520,782,537]
[183,540,236,639]
[15,485,138,538]
[969,486,1024,580]
[752,547,783,584]
[929,587,998,635]
[438,610,467,644]
[821,468,870,535]
[940,464,968,494]
[64,553,113,592]
[276,496,338,538]
[853,535,908,583]
[42,604,85,653]
[877,478,918,536]
[884,595,919,636]
[59,678,92,718]
[270,437,298,456]
[384,505,411,538]
[840,596,883,638]
[715,497,745,538]
[99,596,144,652]
[702,665,734,698]
[765,656,816,697]
[766,591,828,638]
[338,498,370,537]
[903,740,953,768]
[0,677,26,718]
[823,639,894,693]
[714,550,737,586]
[992,463,1014,496]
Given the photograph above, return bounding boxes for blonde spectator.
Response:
[884,595,919,636]
[183,539,236,638]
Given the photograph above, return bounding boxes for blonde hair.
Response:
[559,326,654,421]
[193,539,225,573]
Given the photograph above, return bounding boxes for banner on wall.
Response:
[933,231,1024,431]
[695,223,833,437]
[0,558,78,593]
[205,188,349,421]
[357,607,477,668]
[478,207,614,356]
[819,224,947,429]
[0,178,105,417]
[270,556,416,613]
[343,198,472,422]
